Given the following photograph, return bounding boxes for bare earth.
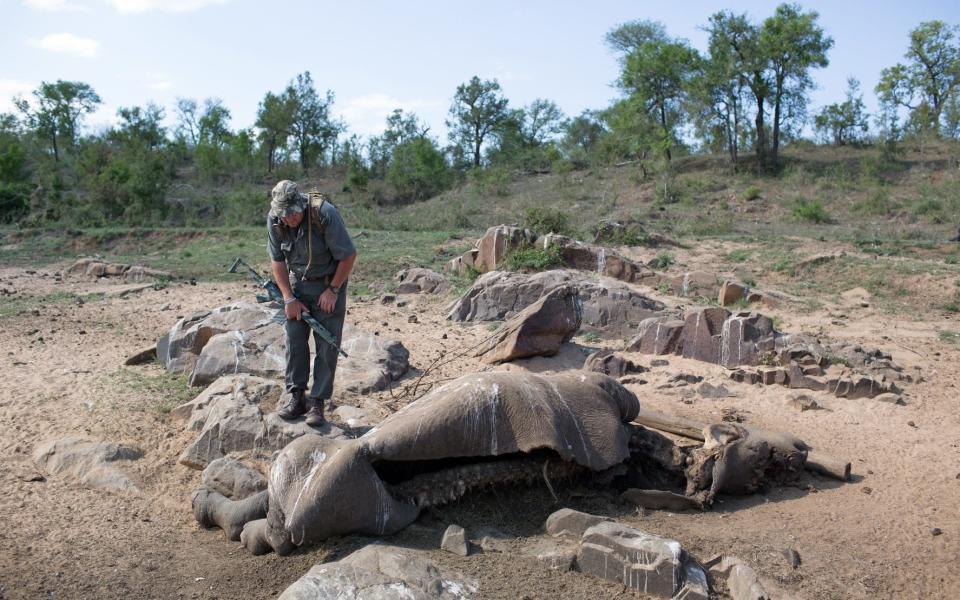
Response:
[1,244,959,599]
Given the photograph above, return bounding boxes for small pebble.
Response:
[861,486,872,495]
[931,528,943,536]
[907,421,916,428]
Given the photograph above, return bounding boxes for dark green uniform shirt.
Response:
[267,201,355,286]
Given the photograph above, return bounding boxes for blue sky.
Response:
[2,0,959,141]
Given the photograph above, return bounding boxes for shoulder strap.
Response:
[308,191,329,235]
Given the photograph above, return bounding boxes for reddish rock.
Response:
[474,225,538,272]
[474,286,581,364]
[626,317,685,355]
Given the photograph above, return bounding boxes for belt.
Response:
[300,275,332,284]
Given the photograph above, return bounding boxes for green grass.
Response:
[503,244,565,272]
[650,251,675,270]
[727,249,751,263]
[103,368,196,414]
[0,290,108,319]
[792,199,831,223]
[938,330,960,345]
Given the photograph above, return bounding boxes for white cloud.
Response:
[22,0,89,11]
[146,80,172,92]
[106,0,228,13]
[28,33,100,58]
[338,94,442,137]
[0,79,36,113]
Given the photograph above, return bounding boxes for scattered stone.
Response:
[583,350,647,377]
[541,233,658,285]
[441,524,470,556]
[577,521,709,599]
[277,544,476,599]
[380,294,396,304]
[536,550,576,571]
[709,556,770,600]
[668,373,703,385]
[475,225,539,272]
[874,392,904,405]
[862,486,873,495]
[395,267,449,294]
[782,548,802,568]
[473,286,581,364]
[786,393,822,412]
[545,508,611,538]
[201,457,266,499]
[408,314,418,324]
[718,281,748,306]
[931,528,943,536]
[730,369,762,384]
[907,421,917,428]
[33,436,143,491]
[626,317,685,355]
[124,346,157,366]
[698,382,730,399]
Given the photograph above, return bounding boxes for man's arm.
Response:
[272,259,306,320]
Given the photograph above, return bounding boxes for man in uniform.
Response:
[267,180,357,427]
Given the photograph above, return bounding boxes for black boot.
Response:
[304,397,326,427]
[276,390,306,420]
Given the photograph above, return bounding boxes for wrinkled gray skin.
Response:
[193,371,640,555]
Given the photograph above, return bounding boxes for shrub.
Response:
[386,138,451,203]
[650,251,674,270]
[521,206,575,237]
[744,186,762,201]
[503,243,564,272]
[792,199,831,223]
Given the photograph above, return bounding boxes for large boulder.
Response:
[473,286,581,364]
[157,302,409,392]
[396,267,449,294]
[448,270,670,339]
[172,374,344,470]
[278,544,476,599]
[200,457,267,499]
[541,234,658,285]
[473,225,538,272]
[33,437,143,491]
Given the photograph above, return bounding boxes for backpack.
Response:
[270,190,334,246]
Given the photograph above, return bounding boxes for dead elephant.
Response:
[192,370,641,555]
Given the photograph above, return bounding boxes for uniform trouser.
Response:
[284,285,347,402]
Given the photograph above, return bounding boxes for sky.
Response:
[2,0,959,142]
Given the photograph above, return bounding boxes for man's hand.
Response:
[285,299,307,320]
[318,288,337,314]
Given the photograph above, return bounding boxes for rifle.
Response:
[228,257,348,358]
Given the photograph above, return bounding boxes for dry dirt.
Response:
[1,245,959,599]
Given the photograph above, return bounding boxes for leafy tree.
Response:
[561,110,605,166]
[255,90,295,173]
[446,76,509,168]
[876,21,960,136]
[605,20,668,62]
[0,113,31,223]
[488,99,565,171]
[386,137,450,202]
[112,104,166,149]
[814,78,869,145]
[369,109,430,177]
[286,72,341,172]
[14,80,101,162]
[759,3,832,165]
[619,35,700,161]
[173,98,200,146]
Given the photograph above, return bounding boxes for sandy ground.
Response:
[0,247,959,599]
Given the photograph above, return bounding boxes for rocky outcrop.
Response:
[592,219,679,247]
[33,437,143,491]
[448,270,670,339]
[541,234,658,285]
[278,544,476,599]
[157,302,409,392]
[446,225,537,274]
[67,258,173,282]
[474,286,581,364]
[395,267,449,294]
[172,374,344,469]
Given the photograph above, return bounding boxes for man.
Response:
[267,180,357,427]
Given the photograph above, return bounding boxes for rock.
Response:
[698,382,730,399]
[408,314,418,324]
[201,457,266,499]
[626,317,685,355]
[730,369,762,384]
[441,524,469,556]
[473,225,539,272]
[577,522,708,599]
[650,359,669,367]
[396,268,449,294]
[709,556,770,600]
[473,286,581,364]
[332,405,373,428]
[380,294,396,304]
[541,234,658,285]
[718,281,748,306]
[446,248,479,275]
[592,219,679,248]
[932,527,943,536]
[873,392,904,405]
[173,374,344,469]
[545,508,612,538]
[583,350,647,377]
[159,303,409,394]
[786,393,822,411]
[758,366,789,386]
[657,270,718,297]
[33,436,143,491]
[668,373,703,385]
[537,550,576,571]
[278,543,476,599]
[124,345,157,366]
[448,269,668,339]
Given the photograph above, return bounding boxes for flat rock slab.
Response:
[157,302,409,393]
[33,436,144,491]
[173,374,344,470]
[278,543,477,599]
[545,508,612,538]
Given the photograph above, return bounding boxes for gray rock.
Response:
[278,543,476,599]
[448,269,668,339]
[577,521,708,599]
[583,350,647,377]
[441,524,469,556]
[332,404,374,428]
[33,436,143,492]
[874,392,904,405]
[537,550,576,571]
[201,457,266,499]
[541,234,658,285]
[544,508,611,538]
[786,393,822,412]
[473,286,581,364]
[698,382,730,399]
[627,317,685,355]
[709,556,770,600]
[396,267,449,294]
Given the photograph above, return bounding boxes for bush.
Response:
[650,251,674,270]
[744,186,762,201]
[386,138,451,203]
[792,199,831,223]
[503,243,564,272]
[521,206,575,237]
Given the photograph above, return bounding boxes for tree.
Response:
[112,104,166,149]
[561,110,605,166]
[173,98,200,147]
[386,137,450,202]
[488,99,565,171]
[760,3,832,165]
[255,90,295,173]
[876,21,960,136]
[286,72,340,172]
[14,80,101,162]
[446,76,509,168]
[369,109,431,177]
[619,36,700,161]
[605,20,668,62]
[814,78,869,145]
